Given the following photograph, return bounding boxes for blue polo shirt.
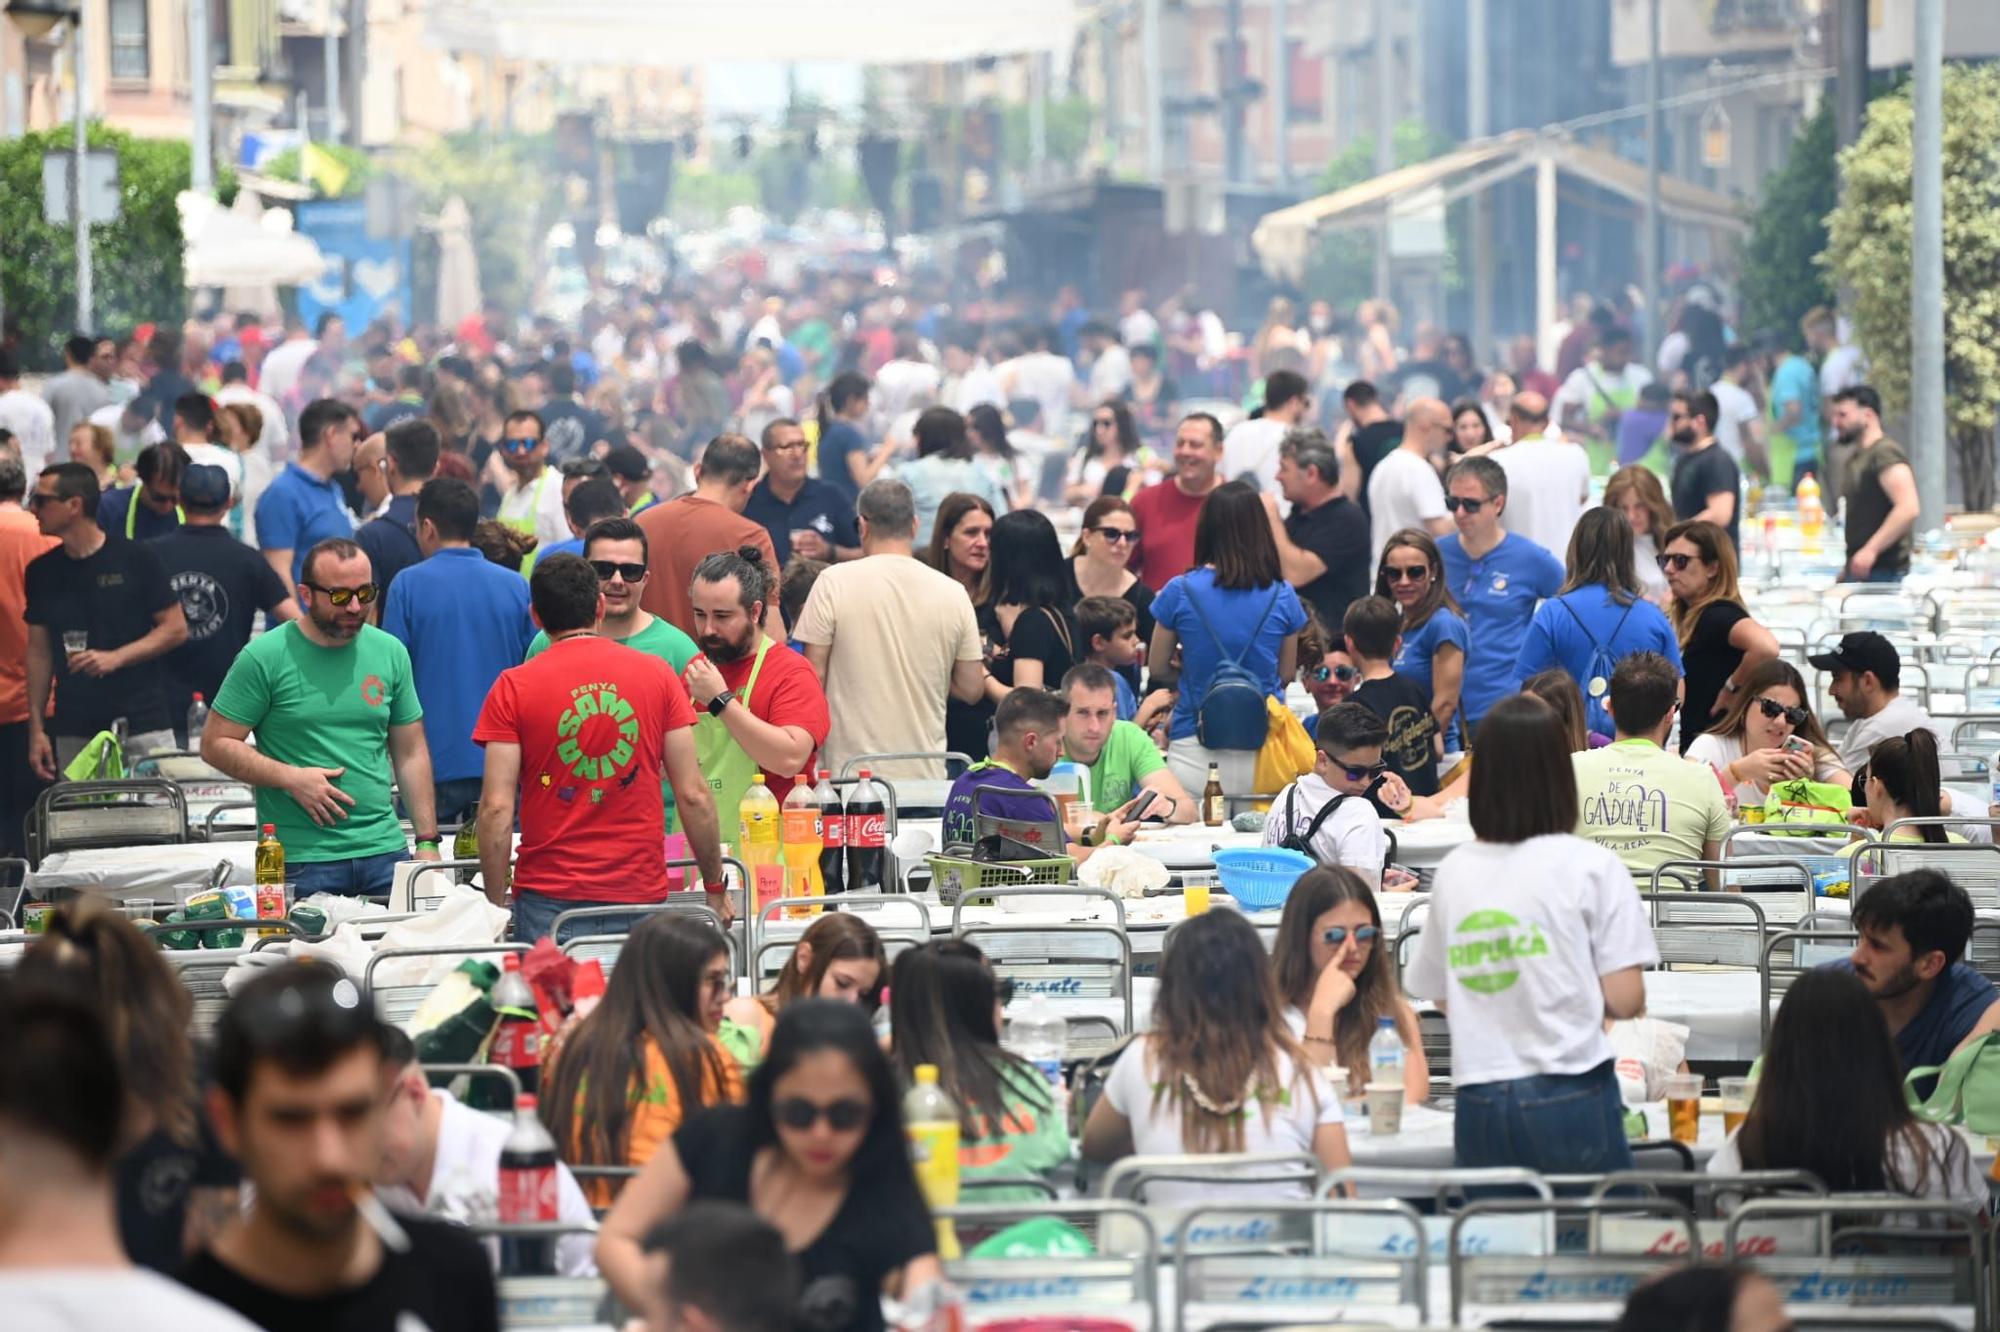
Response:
[355,493,423,599]
[538,536,586,563]
[1440,532,1564,736]
[256,462,356,581]
[1514,586,1683,739]
[379,547,537,783]
[943,760,1068,851]
[97,487,183,541]
[745,475,860,567]
[1828,958,1997,1096]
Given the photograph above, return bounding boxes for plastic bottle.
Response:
[846,769,887,893]
[781,773,823,917]
[254,823,286,935]
[496,1092,559,1276]
[488,954,542,1096]
[1796,473,1823,538]
[452,814,479,887]
[873,987,893,1046]
[186,693,209,749]
[903,1065,962,1260]
[815,768,846,896]
[1006,993,1069,1122]
[1369,1015,1404,1085]
[1042,759,1091,830]
[738,775,784,916]
[1202,763,1226,826]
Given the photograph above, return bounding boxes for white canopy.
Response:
[423,0,1079,64]
[180,189,332,290]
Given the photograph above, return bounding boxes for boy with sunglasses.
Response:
[1261,702,1407,889]
[1343,596,1441,800]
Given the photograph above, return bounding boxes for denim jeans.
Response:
[291,849,411,899]
[1453,1060,1633,1176]
[511,888,658,945]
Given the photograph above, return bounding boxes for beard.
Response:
[1672,425,1698,446]
[700,624,757,663]
[1837,421,1866,445]
[310,603,363,641]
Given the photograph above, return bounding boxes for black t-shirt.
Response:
[115,1116,241,1273]
[178,1214,498,1332]
[1284,494,1371,633]
[24,535,178,734]
[947,601,999,764]
[1349,421,1404,516]
[672,1106,935,1332]
[1847,438,1914,573]
[536,399,605,465]
[993,604,1078,689]
[355,494,424,600]
[1353,671,1441,797]
[1678,600,1749,753]
[1671,443,1742,552]
[150,526,294,715]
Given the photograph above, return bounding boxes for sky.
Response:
[705,61,863,118]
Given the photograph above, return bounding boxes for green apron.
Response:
[692,637,773,838]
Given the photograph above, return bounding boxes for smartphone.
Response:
[1126,788,1164,823]
[1784,736,1811,755]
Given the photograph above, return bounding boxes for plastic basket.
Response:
[1211,846,1314,910]
[926,854,1073,906]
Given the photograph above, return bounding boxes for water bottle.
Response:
[1369,1015,1404,1085]
[186,693,209,748]
[497,1093,559,1276]
[738,775,784,917]
[1007,993,1069,1104]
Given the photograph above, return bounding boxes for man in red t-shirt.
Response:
[635,432,782,641]
[682,546,831,822]
[1129,412,1224,592]
[473,553,727,942]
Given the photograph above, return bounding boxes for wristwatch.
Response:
[706,689,736,718]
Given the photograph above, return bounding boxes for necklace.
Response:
[1180,1070,1262,1117]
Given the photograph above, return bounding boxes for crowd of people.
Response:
[0,270,1978,1332]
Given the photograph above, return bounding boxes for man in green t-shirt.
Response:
[1571,650,1727,889]
[1060,664,1194,821]
[204,537,441,896]
[525,517,698,830]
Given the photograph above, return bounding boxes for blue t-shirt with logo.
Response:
[1439,532,1564,737]
[1152,570,1308,743]
[1394,606,1470,749]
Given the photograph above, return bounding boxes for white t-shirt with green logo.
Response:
[1406,833,1659,1087]
[1571,740,1731,886]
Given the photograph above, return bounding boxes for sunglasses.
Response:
[771,1097,871,1132]
[1444,496,1488,514]
[1093,417,1117,428]
[1321,925,1381,946]
[1657,552,1696,572]
[1307,663,1360,684]
[1092,527,1139,544]
[27,492,74,508]
[1755,696,1811,728]
[589,560,649,584]
[500,436,541,454]
[1325,757,1389,783]
[302,582,380,606]
[1383,564,1430,584]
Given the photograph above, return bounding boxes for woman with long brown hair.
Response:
[1860,730,1955,845]
[1687,658,1849,808]
[723,911,888,1059]
[1603,465,1675,602]
[1065,399,1140,504]
[926,492,999,762]
[1271,867,1428,1103]
[1084,909,1349,1199]
[1660,518,1780,750]
[1375,528,1466,744]
[541,913,742,1198]
[18,900,238,1270]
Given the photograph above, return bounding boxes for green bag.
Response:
[1759,777,1851,833]
[967,1216,1095,1260]
[1905,1031,2000,1135]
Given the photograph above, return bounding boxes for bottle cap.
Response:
[816,768,830,780]
[517,1092,538,1111]
[503,953,522,970]
[261,823,275,836]
[914,1064,938,1085]
[857,768,872,779]
[193,692,204,703]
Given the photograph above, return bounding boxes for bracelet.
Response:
[414,839,440,852]
[1103,832,1123,847]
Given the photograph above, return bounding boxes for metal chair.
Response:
[1101,1152,1322,1208]
[1640,886,1770,970]
[937,1201,1158,1332]
[1725,1197,1988,1332]
[747,892,932,988]
[1860,820,2000,910]
[551,900,734,977]
[26,778,189,867]
[956,915,1134,1058]
[1174,1198,1430,1330]
[1449,1196,1698,1326]
[201,800,261,841]
[1761,928,1860,1040]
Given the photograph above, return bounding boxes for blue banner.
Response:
[295,199,411,332]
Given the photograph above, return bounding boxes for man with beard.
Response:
[1829,870,2000,1094]
[681,547,830,829]
[492,409,570,556]
[1668,389,1741,553]
[1831,384,1919,584]
[180,964,498,1332]
[204,538,442,897]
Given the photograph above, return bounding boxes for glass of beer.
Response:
[1719,1076,1754,1136]
[1663,1073,1703,1145]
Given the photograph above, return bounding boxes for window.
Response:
[108,0,148,81]
[1286,40,1324,122]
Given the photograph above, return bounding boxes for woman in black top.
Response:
[981,510,1079,700]
[928,493,998,764]
[1660,519,1779,750]
[599,1002,940,1332]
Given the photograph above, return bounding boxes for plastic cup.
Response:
[1664,1073,1703,1145]
[1719,1076,1753,1136]
[62,630,87,660]
[1183,883,1211,915]
[1365,1082,1403,1136]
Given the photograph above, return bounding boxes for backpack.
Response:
[1906,1031,2000,1135]
[1275,784,1354,862]
[1184,584,1281,751]
[1556,594,1637,705]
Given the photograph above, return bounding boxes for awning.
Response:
[423,0,1080,65]
[179,190,332,289]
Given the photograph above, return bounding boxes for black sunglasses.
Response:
[1321,925,1381,946]
[302,582,380,606]
[589,560,649,584]
[1755,696,1811,728]
[1657,552,1696,572]
[1326,757,1389,783]
[1383,564,1431,584]
[1444,496,1488,514]
[1092,527,1139,544]
[27,492,74,508]
[771,1097,871,1132]
[1307,663,1360,684]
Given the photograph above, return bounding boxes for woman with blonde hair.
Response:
[1660,518,1780,750]
[68,421,119,487]
[1603,465,1675,602]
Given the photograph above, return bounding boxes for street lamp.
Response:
[5,0,91,330]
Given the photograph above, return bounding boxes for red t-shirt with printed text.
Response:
[474,636,697,903]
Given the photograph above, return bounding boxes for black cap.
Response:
[178,462,233,508]
[602,442,650,482]
[1807,630,1900,689]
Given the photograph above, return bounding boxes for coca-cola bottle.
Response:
[497,1092,559,1276]
[488,954,541,1097]
[846,769,886,894]
[815,768,846,896]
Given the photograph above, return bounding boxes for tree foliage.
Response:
[1739,100,1837,339]
[394,133,558,321]
[0,124,234,368]
[1303,120,1457,310]
[1821,63,2000,509]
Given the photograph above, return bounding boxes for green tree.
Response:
[260,142,373,198]
[1303,120,1457,310]
[1738,101,1837,339]
[1821,63,2000,510]
[394,134,557,321]
[0,125,233,367]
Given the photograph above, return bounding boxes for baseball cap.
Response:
[602,442,650,483]
[1807,630,1900,689]
[179,463,233,508]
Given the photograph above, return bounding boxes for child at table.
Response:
[1262,703,1407,890]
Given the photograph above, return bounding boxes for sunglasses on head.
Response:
[1092,527,1139,544]
[1322,925,1381,946]
[589,560,648,584]
[1444,496,1488,514]
[1383,564,1430,584]
[1307,663,1360,684]
[1755,696,1811,728]
[771,1097,871,1132]
[500,436,540,454]
[302,582,379,606]
[1657,552,1696,572]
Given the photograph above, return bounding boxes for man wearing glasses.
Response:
[744,418,859,567]
[204,537,442,897]
[493,409,570,554]
[24,459,188,780]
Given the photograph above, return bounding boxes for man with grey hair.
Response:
[795,478,985,781]
[0,448,57,856]
[1366,396,1453,559]
[1263,427,1370,631]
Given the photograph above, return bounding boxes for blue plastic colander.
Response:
[1210,846,1315,910]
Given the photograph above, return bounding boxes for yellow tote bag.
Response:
[1252,697,1316,811]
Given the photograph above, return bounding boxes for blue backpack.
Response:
[1185,584,1281,751]
[1557,594,1637,717]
